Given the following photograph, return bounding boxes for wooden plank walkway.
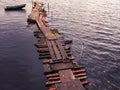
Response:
[27,2,89,90]
[36,16,57,40]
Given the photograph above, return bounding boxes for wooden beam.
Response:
[46,40,56,61]
[51,40,62,60]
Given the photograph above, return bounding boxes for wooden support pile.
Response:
[28,2,89,90]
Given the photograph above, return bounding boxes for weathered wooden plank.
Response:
[43,59,52,64]
[81,80,89,85]
[51,40,62,60]
[59,37,65,46]
[46,80,61,86]
[72,69,86,73]
[46,73,59,78]
[72,66,85,70]
[55,80,85,90]
[28,9,39,21]
[36,16,57,40]
[37,47,49,51]
[51,63,73,71]
[39,52,50,56]
[28,2,44,21]
[43,64,51,72]
[65,49,71,53]
[48,77,60,81]
[37,48,49,52]
[67,52,72,56]
[59,69,75,82]
[64,45,71,50]
[74,73,87,77]
[46,40,56,61]
[34,42,47,48]
[49,87,57,90]
[76,76,87,80]
[55,40,67,60]
[68,55,75,61]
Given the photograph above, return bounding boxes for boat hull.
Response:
[5,4,26,11]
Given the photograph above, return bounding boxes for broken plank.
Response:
[43,64,51,73]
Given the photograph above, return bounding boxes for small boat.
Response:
[5,4,26,11]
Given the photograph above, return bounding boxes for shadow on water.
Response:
[4,9,26,13]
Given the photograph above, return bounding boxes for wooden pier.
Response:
[28,2,89,90]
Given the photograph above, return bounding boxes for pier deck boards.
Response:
[36,17,57,40]
[28,2,88,90]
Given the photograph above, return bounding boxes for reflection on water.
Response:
[4,9,26,13]
[0,0,120,90]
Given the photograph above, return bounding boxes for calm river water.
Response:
[0,0,120,90]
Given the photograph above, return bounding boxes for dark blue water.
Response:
[0,3,47,90]
[0,0,120,90]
